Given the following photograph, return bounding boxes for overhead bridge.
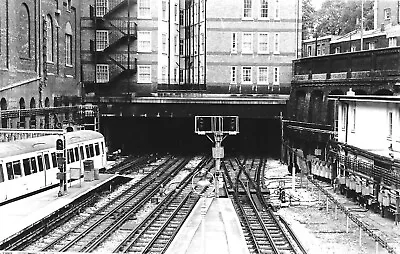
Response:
[85,94,289,119]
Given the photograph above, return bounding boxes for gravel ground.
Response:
[265,159,400,254]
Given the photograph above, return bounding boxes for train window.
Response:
[101,142,104,154]
[23,158,31,176]
[30,157,38,173]
[80,146,85,160]
[13,161,22,177]
[89,144,95,158]
[67,149,75,164]
[74,147,79,161]
[37,156,44,172]
[85,145,90,158]
[51,153,57,168]
[44,154,50,170]
[0,164,4,183]
[6,162,13,180]
[95,143,100,156]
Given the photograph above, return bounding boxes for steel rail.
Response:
[60,157,189,252]
[82,157,202,252]
[39,156,178,252]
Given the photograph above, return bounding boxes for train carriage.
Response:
[0,130,106,203]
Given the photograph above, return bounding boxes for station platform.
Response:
[0,174,117,244]
[165,197,249,254]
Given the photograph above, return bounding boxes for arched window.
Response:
[65,22,73,66]
[19,98,26,128]
[1,98,7,128]
[46,14,53,62]
[19,3,31,58]
[29,97,36,128]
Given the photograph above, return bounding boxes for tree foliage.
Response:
[302,0,316,39]
[303,0,374,37]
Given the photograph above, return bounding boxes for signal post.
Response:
[195,116,239,197]
[56,130,67,196]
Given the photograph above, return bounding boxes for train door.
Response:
[43,153,51,185]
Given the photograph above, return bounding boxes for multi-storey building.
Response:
[201,0,302,94]
[81,0,301,97]
[0,0,82,129]
[81,0,180,97]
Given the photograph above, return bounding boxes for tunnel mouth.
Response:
[102,117,281,158]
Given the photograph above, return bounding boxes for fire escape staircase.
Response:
[89,1,137,86]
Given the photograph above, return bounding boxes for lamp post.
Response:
[192,170,214,254]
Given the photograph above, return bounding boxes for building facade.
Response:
[0,0,82,129]
[81,0,301,98]
[205,0,302,94]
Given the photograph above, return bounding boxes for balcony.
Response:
[293,46,400,83]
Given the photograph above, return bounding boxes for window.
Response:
[6,163,13,180]
[162,1,167,21]
[96,64,109,83]
[37,156,44,171]
[161,65,167,84]
[162,33,167,53]
[138,65,151,83]
[258,67,268,84]
[231,33,237,53]
[138,31,151,52]
[389,37,397,47]
[65,23,73,66]
[258,33,269,53]
[273,67,279,85]
[200,33,205,54]
[307,45,312,56]
[388,112,393,138]
[101,142,105,154]
[341,104,348,130]
[260,0,268,18]
[316,45,321,56]
[85,145,90,158]
[351,44,357,52]
[367,42,375,50]
[46,15,53,62]
[275,0,279,19]
[179,39,184,55]
[23,158,31,176]
[351,107,356,132]
[44,154,50,170]
[19,3,31,59]
[175,4,178,23]
[89,144,95,157]
[242,33,253,54]
[384,8,391,20]
[30,157,37,173]
[96,30,109,51]
[273,33,279,53]
[138,0,151,18]
[230,66,237,84]
[174,68,178,83]
[80,146,85,160]
[0,165,4,183]
[95,143,100,156]
[51,152,57,168]
[13,161,22,177]
[334,47,340,53]
[74,147,80,161]
[242,67,252,84]
[96,0,108,17]
[243,0,252,19]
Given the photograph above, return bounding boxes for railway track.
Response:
[113,157,213,253]
[224,157,306,254]
[105,154,158,174]
[22,156,190,253]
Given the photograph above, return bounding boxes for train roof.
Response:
[0,130,104,159]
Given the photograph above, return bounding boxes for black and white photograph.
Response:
[0,0,400,253]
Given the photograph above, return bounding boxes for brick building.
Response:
[205,0,302,94]
[81,0,302,98]
[0,0,82,129]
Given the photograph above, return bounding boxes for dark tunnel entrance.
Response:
[102,117,281,158]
